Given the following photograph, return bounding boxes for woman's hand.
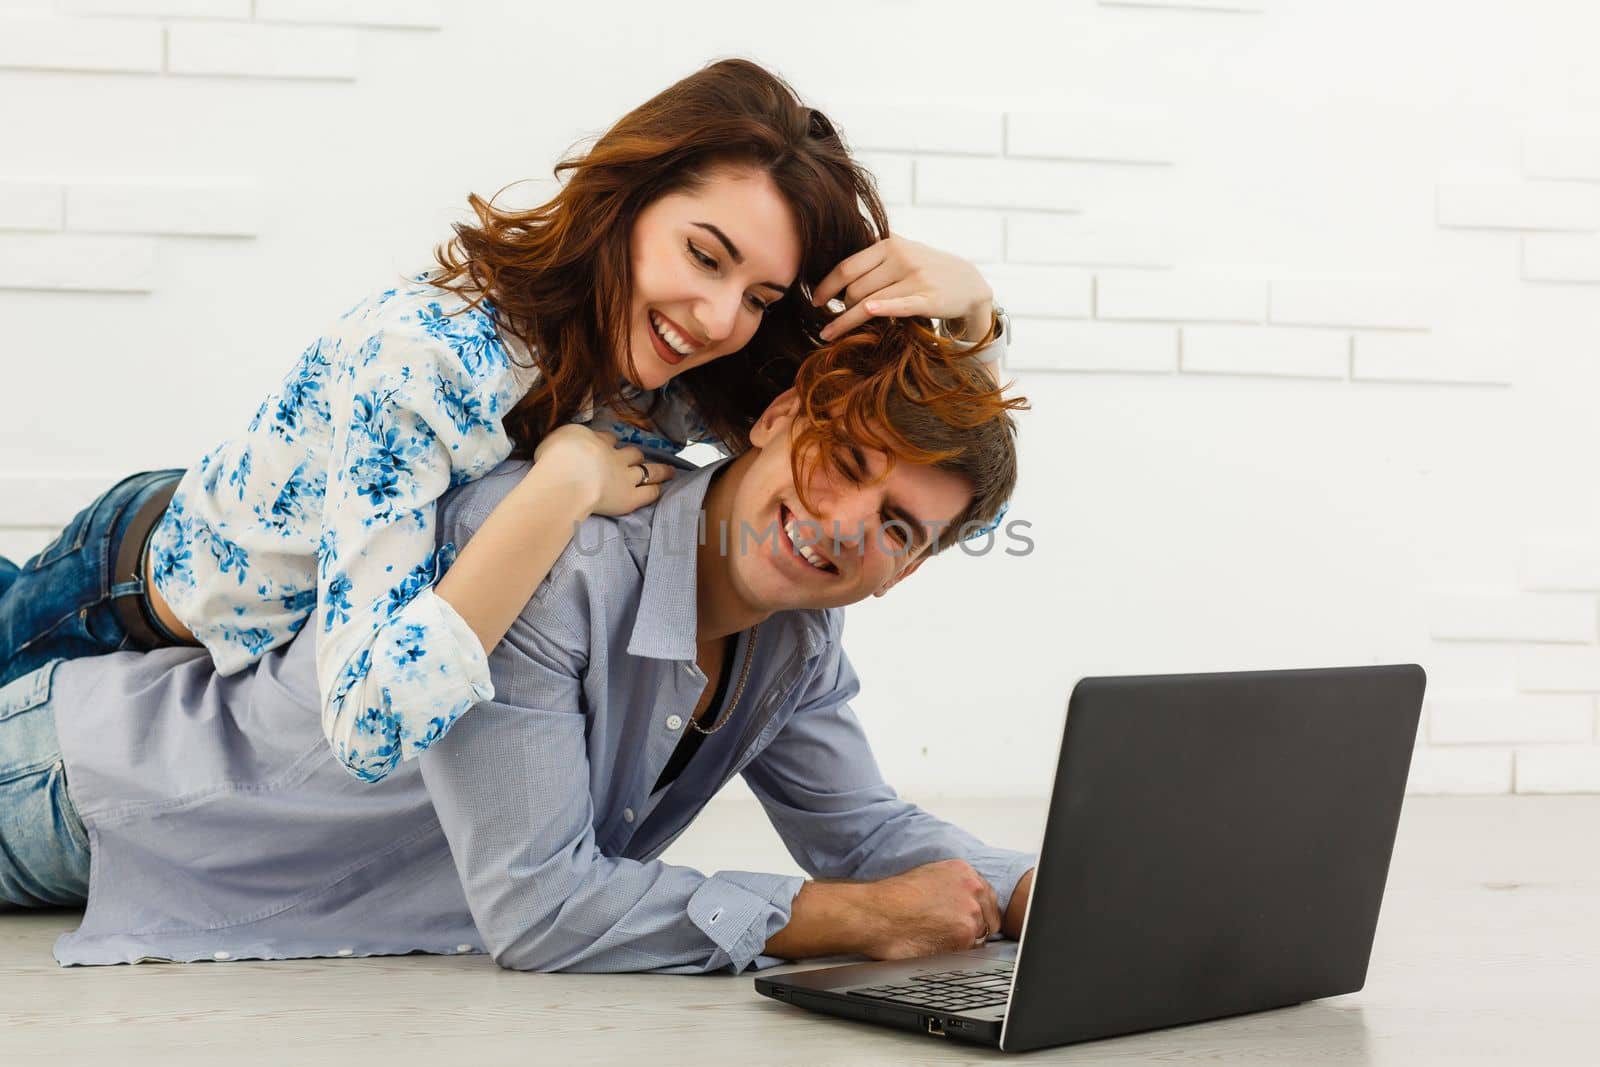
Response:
[530,425,676,518]
[811,235,994,342]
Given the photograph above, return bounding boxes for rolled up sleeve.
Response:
[686,871,805,971]
[740,631,1038,919]
[418,581,802,975]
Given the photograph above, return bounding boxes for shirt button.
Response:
[456,944,474,954]
[336,948,354,958]
[666,715,683,731]
[212,951,232,961]
[623,807,635,823]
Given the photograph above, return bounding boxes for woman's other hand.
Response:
[531,426,676,518]
[811,235,994,342]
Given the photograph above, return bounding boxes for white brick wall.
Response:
[58,0,251,17]
[1099,0,1266,12]
[0,234,155,291]
[0,182,63,230]
[0,15,162,72]
[5,0,1600,797]
[166,21,361,80]
[1268,279,1432,330]
[0,530,56,566]
[915,158,1083,213]
[1436,180,1600,231]
[1429,592,1596,643]
[978,265,1092,319]
[1005,112,1175,165]
[1429,695,1594,745]
[1004,320,1176,373]
[1406,747,1514,795]
[254,0,444,29]
[1523,133,1600,181]
[1005,214,1170,268]
[0,478,120,528]
[837,106,1003,156]
[1516,647,1600,693]
[1351,333,1514,387]
[1522,540,1600,591]
[1097,273,1265,323]
[855,153,913,206]
[1523,234,1600,283]
[1515,747,1600,793]
[1180,325,1346,379]
[887,207,1003,263]
[65,180,262,236]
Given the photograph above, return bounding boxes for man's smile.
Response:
[778,503,839,576]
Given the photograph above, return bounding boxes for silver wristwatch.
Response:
[938,303,1008,344]
[990,303,1009,345]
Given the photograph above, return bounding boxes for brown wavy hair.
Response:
[430,59,889,455]
[789,318,1028,553]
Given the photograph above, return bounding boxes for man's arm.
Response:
[764,860,1037,961]
[741,623,1038,958]
[417,556,803,975]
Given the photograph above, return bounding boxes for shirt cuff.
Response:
[687,870,806,973]
[393,588,495,759]
[968,850,1039,920]
[422,586,495,700]
[326,583,496,781]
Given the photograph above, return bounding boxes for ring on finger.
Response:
[635,464,651,487]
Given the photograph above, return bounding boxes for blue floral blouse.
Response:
[147,275,718,782]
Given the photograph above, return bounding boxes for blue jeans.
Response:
[0,662,90,908]
[0,469,186,690]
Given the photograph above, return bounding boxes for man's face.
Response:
[720,392,974,614]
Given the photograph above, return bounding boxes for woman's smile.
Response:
[647,310,702,365]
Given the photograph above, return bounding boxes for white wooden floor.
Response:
[2,794,1597,1065]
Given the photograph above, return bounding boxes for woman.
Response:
[0,59,1004,782]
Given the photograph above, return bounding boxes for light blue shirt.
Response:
[51,459,1036,971]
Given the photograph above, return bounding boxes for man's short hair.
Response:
[786,317,1028,553]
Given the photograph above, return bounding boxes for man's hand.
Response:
[765,859,1005,962]
[856,859,1005,960]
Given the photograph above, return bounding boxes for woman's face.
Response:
[623,165,803,391]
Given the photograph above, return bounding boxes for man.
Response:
[0,320,1037,972]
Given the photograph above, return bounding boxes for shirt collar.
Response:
[626,459,722,662]
[625,458,830,664]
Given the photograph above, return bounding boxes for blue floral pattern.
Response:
[146,275,723,782]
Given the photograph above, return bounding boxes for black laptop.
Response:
[755,664,1426,1053]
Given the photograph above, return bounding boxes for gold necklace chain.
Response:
[689,624,759,736]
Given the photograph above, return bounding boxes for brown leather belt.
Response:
[109,479,183,649]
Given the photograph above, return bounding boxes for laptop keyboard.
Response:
[847,964,1014,1012]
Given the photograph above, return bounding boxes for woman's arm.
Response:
[314,329,668,782]
[435,426,675,657]
[810,236,1005,381]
